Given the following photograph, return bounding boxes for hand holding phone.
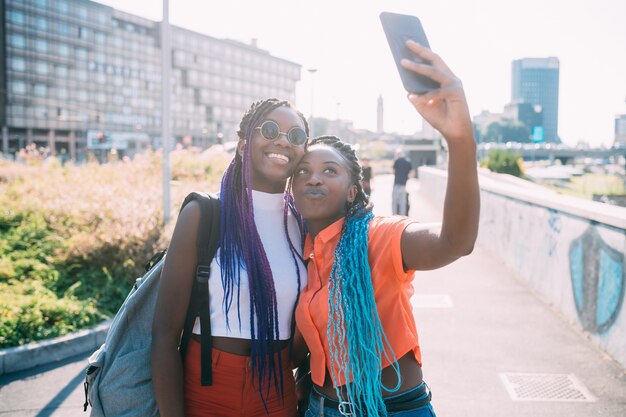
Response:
[380,12,440,94]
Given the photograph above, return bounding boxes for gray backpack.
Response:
[84,192,220,416]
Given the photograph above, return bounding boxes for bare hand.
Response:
[400,41,474,144]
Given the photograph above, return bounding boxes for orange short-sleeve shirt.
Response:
[295,215,422,387]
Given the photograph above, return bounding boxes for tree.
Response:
[485,149,523,177]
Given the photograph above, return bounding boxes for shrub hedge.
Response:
[0,148,228,348]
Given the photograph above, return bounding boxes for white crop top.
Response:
[192,190,307,340]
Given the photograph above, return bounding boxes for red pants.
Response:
[184,338,298,417]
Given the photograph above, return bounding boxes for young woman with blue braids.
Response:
[291,42,480,416]
[152,98,309,417]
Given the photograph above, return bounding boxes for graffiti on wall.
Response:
[569,226,625,333]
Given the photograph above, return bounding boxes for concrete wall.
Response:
[418,166,626,369]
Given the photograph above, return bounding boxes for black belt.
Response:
[310,383,432,413]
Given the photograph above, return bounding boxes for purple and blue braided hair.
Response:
[218,98,308,403]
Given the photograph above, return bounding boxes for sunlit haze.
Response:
[97,0,626,147]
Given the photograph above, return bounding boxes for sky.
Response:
[96,0,626,147]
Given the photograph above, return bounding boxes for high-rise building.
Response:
[511,57,560,143]
[1,0,301,160]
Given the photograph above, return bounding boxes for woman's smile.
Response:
[266,152,290,164]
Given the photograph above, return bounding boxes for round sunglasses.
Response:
[255,120,308,146]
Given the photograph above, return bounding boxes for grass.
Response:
[547,173,626,200]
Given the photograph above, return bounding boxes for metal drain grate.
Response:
[412,294,453,308]
[499,373,595,402]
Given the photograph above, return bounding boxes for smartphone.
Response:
[379,12,440,94]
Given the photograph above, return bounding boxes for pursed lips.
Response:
[303,187,326,199]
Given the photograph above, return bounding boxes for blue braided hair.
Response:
[310,136,401,416]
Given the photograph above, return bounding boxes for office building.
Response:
[2,0,301,160]
[503,102,543,141]
[511,57,560,143]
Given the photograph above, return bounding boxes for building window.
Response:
[11,81,27,95]
[96,92,106,104]
[34,84,48,97]
[77,6,88,19]
[34,0,48,8]
[79,27,90,40]
[76,48,88,60]
[34,107,48,119]
[56,87,68,100]
[95,32,106,44]
[76,90,88,102]
[35,39,48,53]
[35,61,49,75]
[58,43,70,56]
[35,17,48,31]
[56,65,68,78]
[10,34,26,49]
[9,11,25,25]
[57,1,69,14]
[76,70,88,81]
[11,105,26,117]
[58,22,72,36]
[11,58,26,72]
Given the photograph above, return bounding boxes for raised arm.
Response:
[399,41,480,271]
[151,201,202,417]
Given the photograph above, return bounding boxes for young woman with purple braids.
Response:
[291,42,480,416]
[152,98,309,417]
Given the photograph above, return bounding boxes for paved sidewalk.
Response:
[0,351,89,416]
[378,174,626,416]
[1,174,625,416]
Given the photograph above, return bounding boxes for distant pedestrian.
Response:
[361,157,373,196]
[392,148,412,215]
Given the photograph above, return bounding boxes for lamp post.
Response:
[307,68,317,138]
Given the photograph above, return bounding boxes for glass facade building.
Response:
[511,57,560,143]
[1,0,301,160]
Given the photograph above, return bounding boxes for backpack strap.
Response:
[178,192,220,386]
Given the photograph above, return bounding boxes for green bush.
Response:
[0,149,228,348]
[484,149,523,177]
[0,281,102,347]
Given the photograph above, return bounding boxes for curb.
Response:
[0,321,111,376]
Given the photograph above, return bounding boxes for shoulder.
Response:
[178,199,202,224]
[369,215,416,241]
[368,216,417,279]
[169,200,203,248]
